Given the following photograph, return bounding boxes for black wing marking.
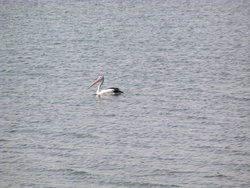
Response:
[108,87,123,94]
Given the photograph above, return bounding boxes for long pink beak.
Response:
[88,77,102,88]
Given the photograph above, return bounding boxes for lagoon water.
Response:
[0,0,249,187]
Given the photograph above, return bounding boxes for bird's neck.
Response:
[96,80,103,95]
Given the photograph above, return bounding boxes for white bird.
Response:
[88,76,123,96]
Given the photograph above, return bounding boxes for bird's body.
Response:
[88,76,123,96]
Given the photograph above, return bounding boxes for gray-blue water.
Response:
[1,0,249,187]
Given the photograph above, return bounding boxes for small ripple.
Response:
[64,168,91,176]
[124,181,180,188]
[109,180,180,188]
[47,167,93,177]
[224,94,250,102]
[92,113,117,117]
[204,173,229,179]
[0,138,9,142]
[231,150,250,156]
[152,169,195,176]
[68,132,99,139]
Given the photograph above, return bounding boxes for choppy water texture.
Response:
[0,0,250,187]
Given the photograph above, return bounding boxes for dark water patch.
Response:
[63,168,92,176]
[0,138,9,142]
[204,173,230,179]
[152,169,195,176]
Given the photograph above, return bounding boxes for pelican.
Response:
[88,76,123,96]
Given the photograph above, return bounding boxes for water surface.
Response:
[0,0,249,187]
